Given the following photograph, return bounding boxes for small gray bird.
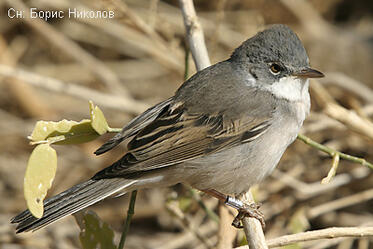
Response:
[12,24,323,232]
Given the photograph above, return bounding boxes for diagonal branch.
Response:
[179,0,211,71]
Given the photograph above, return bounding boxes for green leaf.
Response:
[29,119,100,145]
[79,211,117,249]
[24,144,57,218]
[28,101,112,145]
[89,101,109,135]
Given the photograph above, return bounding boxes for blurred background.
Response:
[0,0,372,248]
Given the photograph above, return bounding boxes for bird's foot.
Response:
[200,189,265,229]
[231,202,265,229]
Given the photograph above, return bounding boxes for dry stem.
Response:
[234,227,373,249]
[179,0,211,71]
[239,192,269,249]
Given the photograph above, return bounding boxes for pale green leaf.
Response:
[24,144,57,218]
[29,119,100,145]
[89,101,109,135]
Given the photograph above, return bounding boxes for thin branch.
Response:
[118,190,137,249]
[297,134,373,170]
[239,192,268,249]
[321,153,340,184]
[179,0,211,71]
[266,227,373,248]
[234,227,373,249]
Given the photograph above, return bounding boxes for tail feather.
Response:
[11,178,136,233]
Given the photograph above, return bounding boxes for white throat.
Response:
[266,76,309,102]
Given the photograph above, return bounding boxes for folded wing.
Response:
[93,101,272,179]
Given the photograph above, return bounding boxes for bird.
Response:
[12,24,324,233]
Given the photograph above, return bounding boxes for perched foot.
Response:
[201,189,265,229]
[231,202,265,229]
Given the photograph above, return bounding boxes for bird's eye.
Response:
[269,63,282,75]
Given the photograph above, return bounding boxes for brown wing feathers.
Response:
[93,101,271,180]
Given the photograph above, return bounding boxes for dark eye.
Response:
[269,63,282,75]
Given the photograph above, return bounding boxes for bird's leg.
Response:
[201,189,265,229]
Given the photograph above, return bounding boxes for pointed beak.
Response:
[292,67,324,78]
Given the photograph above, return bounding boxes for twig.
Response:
[239,191,268,249]
[266,227,373,248]
[297,134,373,170]
[179,0,211,71]
[321,153,340,184]
[118,190,137,249]
[234,227,373,249]
[0,64,149,114]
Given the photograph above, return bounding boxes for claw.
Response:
[231,202,265,229]
[201,189,266,229]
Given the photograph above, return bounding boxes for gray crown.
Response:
[231,24,309,68]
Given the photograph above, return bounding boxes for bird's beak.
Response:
[292,67,324,78]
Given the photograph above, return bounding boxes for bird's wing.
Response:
[94,98,173,155]
[92,101,273,179]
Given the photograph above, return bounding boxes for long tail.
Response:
[11,178,136,233]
